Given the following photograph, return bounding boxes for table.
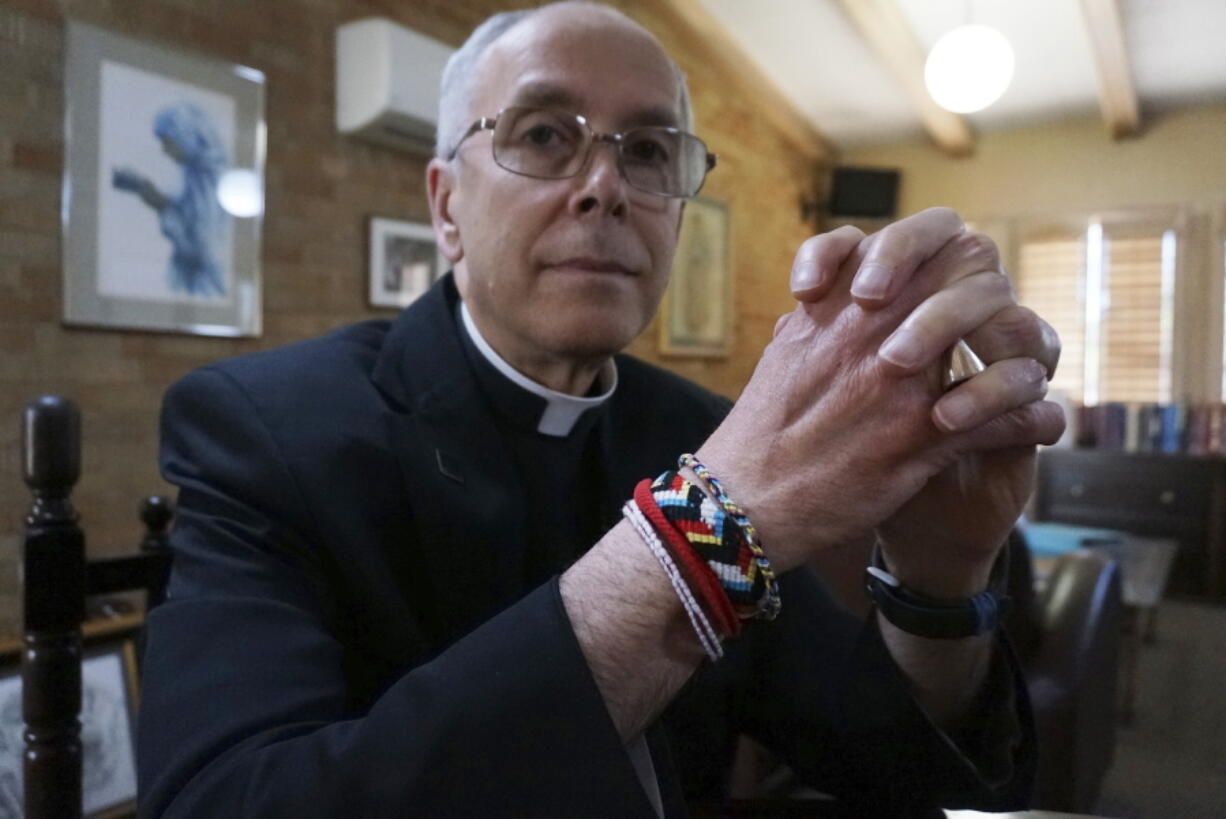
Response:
[946,811,1116,818]
[693,802,1113,818]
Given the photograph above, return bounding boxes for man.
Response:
[137,3,1062,816]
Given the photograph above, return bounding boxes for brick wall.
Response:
[0,0,820,629]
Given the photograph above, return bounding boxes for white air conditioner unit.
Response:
[335,18,454,156]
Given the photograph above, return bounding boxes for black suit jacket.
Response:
[138,276,1034,817]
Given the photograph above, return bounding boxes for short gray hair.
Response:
[435,2,694,159]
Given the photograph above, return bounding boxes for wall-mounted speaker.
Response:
[829,167,900,219]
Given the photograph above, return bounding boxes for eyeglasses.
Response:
[447,106,717,199]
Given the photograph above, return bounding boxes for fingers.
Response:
[790,225,865,301]
[932,358,1049,433]
[954,400,1068,452]
[850,207,966,307]
[963,304,1062,379]
[877,270,1015,373]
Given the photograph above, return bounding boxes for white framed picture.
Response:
[62,22,265,336]
[0,640,140,818]
[368,216,447,309]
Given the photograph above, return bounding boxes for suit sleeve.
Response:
[666,567,1035,812]
[758,569,1035,811]
[137,367,657,819]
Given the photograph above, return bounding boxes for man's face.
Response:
[433,8,686,366]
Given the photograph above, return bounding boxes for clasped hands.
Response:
[697,208,1065,599]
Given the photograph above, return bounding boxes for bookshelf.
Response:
[1035,448,1226,599]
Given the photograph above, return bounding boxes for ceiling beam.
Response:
[834,0,975,157]
[1080,0,1141,138]
[656,0,833,162]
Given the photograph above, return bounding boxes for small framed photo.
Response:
[0,640,140,818]
[659,197,731,357]
[62,22,266,337]
[368,216,446,309]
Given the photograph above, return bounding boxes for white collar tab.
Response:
[460,302,617,437]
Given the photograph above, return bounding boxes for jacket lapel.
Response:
[598,364,687,512]
[371,276,528,647]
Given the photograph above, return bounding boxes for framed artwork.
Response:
[660,196,731,357]
[0,640,140,818]
[62,21,266,336]
[368,216,447,309]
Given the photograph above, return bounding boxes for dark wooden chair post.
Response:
[21,396,86,819]
[139,495,173,610]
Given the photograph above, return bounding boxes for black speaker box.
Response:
[829,167,900,219]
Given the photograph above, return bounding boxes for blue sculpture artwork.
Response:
[112,101,229,298]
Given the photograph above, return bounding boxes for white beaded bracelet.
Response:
[623,500,724,661]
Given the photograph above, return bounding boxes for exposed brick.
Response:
[12,141,62,174]
[2,101,61,146]
[0,229,56,261]
[0,0,817,629]
[0,288,56,323]
[0,14,62,80]
[0,200,57,234]
[18,262,61,288]
[0,0,59,22]
[0,323,37,354]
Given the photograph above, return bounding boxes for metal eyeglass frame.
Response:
[446,106,718,199]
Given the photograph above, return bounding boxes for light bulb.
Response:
[924,24,1015,114]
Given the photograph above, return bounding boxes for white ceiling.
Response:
[697,0,1226,148]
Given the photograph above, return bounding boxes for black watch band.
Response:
[864,544,1011,639]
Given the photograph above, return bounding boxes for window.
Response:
[1220,209,1226,400]
[1012,213,1178,405]
[1015,226,1086,401]
[1097,225,1176,403]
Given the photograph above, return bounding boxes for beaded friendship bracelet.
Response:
[677,454,781,620]
[620,455,782,660]
[647,472,760,620]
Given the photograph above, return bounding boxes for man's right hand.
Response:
[693,211,1061,573]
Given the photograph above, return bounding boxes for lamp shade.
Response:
[924,24,1015,114]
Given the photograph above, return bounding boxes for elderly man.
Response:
[138,2,1062,816]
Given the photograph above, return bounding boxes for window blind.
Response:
[1015,229,1086,402]
[1100,232,1168,402]
[1013,219,1176,404]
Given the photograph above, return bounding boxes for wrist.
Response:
[689,446,804,574]
[876,542,998,600]
[866,542,1010,639]
[562,521,705,661]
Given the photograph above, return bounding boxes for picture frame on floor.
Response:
[0,638,140,818]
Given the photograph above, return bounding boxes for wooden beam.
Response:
[1081,0,1141,138]
[834,0,975,157]
[656,0,833,162]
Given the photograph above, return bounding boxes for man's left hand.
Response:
[792,209,1064,597]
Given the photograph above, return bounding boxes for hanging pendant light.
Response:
[924,21,1015,114]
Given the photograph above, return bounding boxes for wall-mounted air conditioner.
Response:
[335,18,454,156]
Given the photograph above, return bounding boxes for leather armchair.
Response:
[1007,530,1124,813]
[731,531,1123,813]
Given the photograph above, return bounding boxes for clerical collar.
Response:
[459,301,617,437]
